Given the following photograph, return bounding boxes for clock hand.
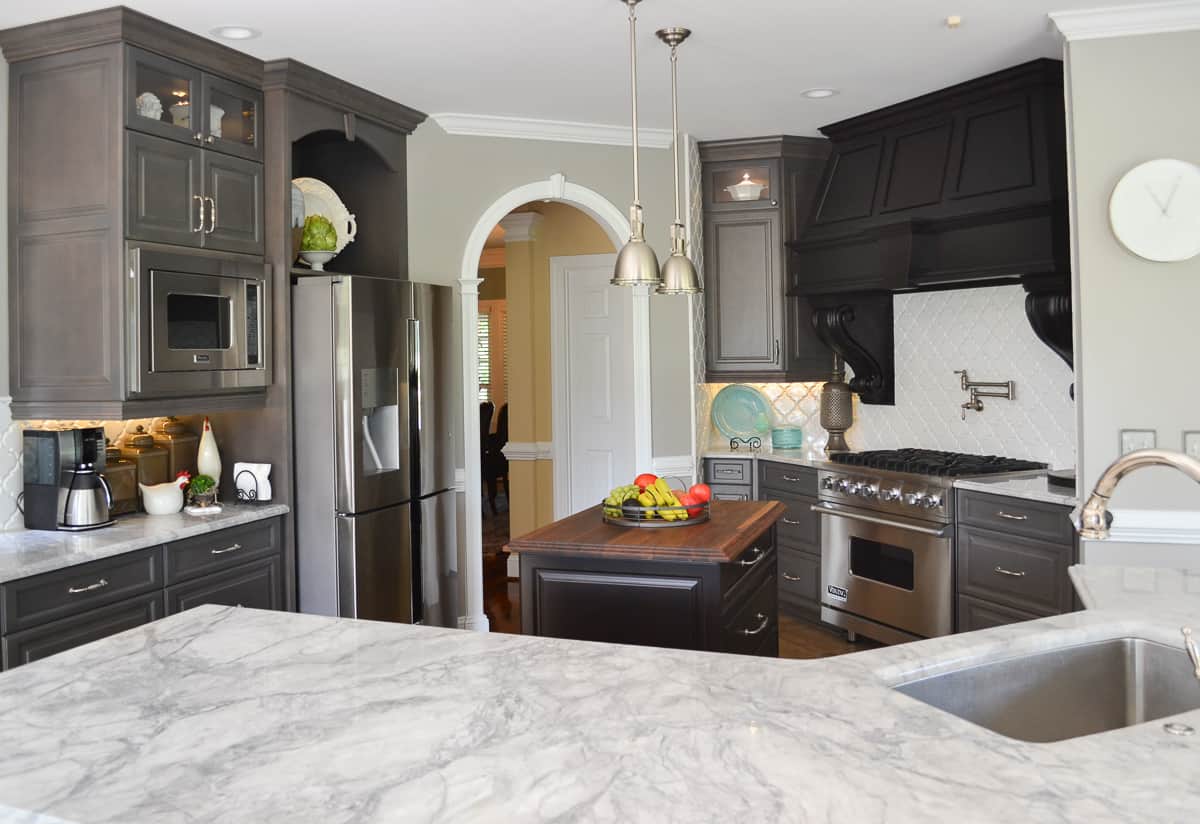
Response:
[1146,183,1168,215]
[1163,175,1183,216]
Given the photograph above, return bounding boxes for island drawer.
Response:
[956,491,1074,544]
[957,526,1073,615]
[720,572,777,656]
[709,483,752,501]
[2,591,164,669]
[777,546,820,617]
[704,458,752,485]
[758,461,817,497]
[720,530,776,608]
[1,547,163,633]
[164,518,281,585]
[165,555,282,614]
[956,595,1044,633]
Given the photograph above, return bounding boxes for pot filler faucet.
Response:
[1076,448,1200,687]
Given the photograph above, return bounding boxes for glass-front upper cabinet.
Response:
[705,160,781,211]
[126,47,264,162]
[201,75,263,162]
[127,47,203,143]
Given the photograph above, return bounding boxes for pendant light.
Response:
[611,0,662,287]
[655,27,702,295]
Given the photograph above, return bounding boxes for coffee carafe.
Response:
[58,463,114,531]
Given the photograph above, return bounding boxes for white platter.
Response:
[292,177,358,255]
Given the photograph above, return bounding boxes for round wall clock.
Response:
[1109,158,1200,262]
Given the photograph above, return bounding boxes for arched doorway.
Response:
[457,174,652,631]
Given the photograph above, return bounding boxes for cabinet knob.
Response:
[193,132,204,142]
[205,135,216,145]
[770,199,779,206]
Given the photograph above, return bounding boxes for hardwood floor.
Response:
[484,553,878,657]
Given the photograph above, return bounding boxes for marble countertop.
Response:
[702,447,824,469]
[0,504,290,584]
[954,473,1079,506]
[1070,564,1200,616]
[0,604,1198,823]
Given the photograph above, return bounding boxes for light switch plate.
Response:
[1120,429,1156,455]
[1185,432,1200,460]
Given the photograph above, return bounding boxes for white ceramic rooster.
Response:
[140,471,191,516]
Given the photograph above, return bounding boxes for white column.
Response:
[458,276,490,632]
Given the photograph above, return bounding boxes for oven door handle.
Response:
[809,503,951,538]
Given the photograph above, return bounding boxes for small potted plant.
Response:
[187,474,218,509]
[298,214,338,270]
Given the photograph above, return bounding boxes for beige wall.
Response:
[1067,30,1200,510]
[406,121,694,468]
[503,203,614,537]
[478,267,505,300]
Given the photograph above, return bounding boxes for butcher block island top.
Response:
[506,500,786,563]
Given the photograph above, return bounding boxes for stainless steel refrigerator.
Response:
[293,276,457,626]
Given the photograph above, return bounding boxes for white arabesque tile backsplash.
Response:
[702,285,1077,469]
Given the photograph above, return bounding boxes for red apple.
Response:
[634,473,659,492]
[678,492,703,518]
[688,483,712,504]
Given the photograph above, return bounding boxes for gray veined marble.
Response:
[0,605,1198,823]
[0,505,290,584]
[953,474,1079,506]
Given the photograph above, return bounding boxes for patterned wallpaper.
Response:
[701,285,1077,470]
[0,411,171,532]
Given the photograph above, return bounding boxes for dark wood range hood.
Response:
[788,59,1073,404]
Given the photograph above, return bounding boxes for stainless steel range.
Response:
[814,449,1045,645]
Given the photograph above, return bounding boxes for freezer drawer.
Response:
[336,505,413,623]
[415,491,457,627]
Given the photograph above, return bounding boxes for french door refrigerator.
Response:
[293,276,457,626]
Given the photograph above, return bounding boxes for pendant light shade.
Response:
[612,0,662,287]
[655,27,702,295]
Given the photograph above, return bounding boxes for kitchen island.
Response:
[0,603,1197,822]
[508,500,785,655]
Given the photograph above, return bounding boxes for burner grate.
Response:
[827,449,1046,478]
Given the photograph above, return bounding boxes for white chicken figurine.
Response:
[140,471,191,515]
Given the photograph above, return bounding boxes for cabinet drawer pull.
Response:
[739,613,770,636]
[211,543,244,556]
[738,547,765,567]
[997,511,1029,521]
[782,475,803,483]
[993,565,1027,578]
[67,578,109,595]
[715,468,740,476]
[782,572,803,582]
[781,517,803,526]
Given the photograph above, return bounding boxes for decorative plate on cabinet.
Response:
[711,385,772,439]
[292,177,359,255]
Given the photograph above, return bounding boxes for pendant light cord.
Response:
[628,0,641,208]
[669,44,681,225]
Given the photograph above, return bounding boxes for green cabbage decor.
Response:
[301,215,338,252]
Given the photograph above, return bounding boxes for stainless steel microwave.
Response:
[127,247,270,397]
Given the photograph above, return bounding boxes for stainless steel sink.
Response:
[894,638,1200,742]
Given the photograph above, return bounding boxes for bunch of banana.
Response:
[636,477,689,522]
[603,484,641,518]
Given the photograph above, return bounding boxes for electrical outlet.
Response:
[1185,432,1200,460]
[1120,429,1156,455]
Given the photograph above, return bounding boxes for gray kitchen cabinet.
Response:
[699,138,832,382]
[2,592,165,669]
[703,457,754,501]
[165,556,282,614]
[955,489,1078,631]
[200,73,264,162]
[127,131,204,248]
[203,151,264,254]
[758,461,823,621]
[164,517,280,584]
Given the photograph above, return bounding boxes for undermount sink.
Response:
[894,638,1200,743]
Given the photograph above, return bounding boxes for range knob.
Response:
[821,476,835,490]
[845,481,862,496]
[835,478,851,493]
[860,483,879,499]
[904,492,925,507]
[880,487,902,502]
[924,495,943,509]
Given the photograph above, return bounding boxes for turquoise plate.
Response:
[711,385,773,439]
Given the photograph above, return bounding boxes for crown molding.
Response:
[1050,1,1200,41]
[431,113,673,149]
[498,213,544,243]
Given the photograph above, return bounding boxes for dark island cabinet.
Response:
[700,137,832,382]
[0,516,284,670]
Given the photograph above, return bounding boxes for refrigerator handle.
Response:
[408,316,424,624]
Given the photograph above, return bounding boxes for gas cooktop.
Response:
[826,449,1047,478]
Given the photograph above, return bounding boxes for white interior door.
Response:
[551,253,636,517]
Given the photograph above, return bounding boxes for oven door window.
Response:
[166,293,232,351]
[849,537,915,591]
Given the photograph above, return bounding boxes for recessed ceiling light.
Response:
[801,88,839,99]
[210,25,261,41]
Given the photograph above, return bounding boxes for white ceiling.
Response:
[0,1,1166,139]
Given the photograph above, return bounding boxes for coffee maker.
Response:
[22,428,115,531]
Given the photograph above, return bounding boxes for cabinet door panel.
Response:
[2,592,164,669]
[704,212,783,373]
[165,556,282,615]
[200,74,264,162]
[125,46,203,146]
[202,153,264,254]
[126,132,203,247]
